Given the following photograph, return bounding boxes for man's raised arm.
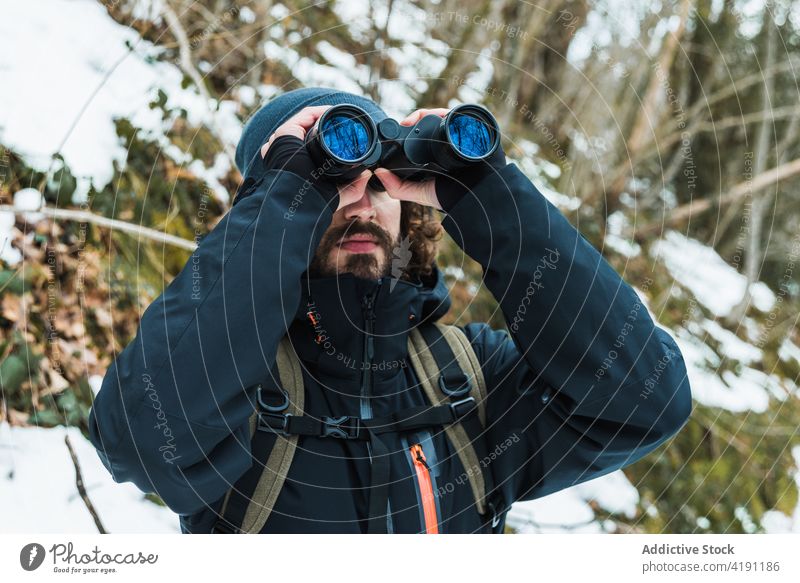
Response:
[88,118,338,515]
[441,162,692,503]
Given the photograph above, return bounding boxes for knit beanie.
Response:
[235,86,389,181]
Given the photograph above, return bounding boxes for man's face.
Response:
[308,176,402,280]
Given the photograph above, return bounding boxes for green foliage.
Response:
[619,401,800,533]
[0,269,27,295]
[0,332,43,407]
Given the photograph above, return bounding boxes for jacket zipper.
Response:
[409,443,439,534]
[361,283,393,532]
[359,283,381,419]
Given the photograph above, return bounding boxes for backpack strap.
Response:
[408,323,504,528]
[213,336,304,534]
[214,325,506,534]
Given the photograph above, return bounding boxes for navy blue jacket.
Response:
[88,163,692,533]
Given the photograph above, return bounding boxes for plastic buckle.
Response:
[321,416,360,439]
[490,503,502,529]
[486,494,506,532]
[257,384,289,413]
[449,396,476,419]
[257,412,292,436]
[439,373,472,397]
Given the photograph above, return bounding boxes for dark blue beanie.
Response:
[235,87,389,180]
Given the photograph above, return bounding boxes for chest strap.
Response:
[256,395,478,439]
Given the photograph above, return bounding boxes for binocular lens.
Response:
[320,114,372,162]
[306,102,498,181]
[446,111,495,159]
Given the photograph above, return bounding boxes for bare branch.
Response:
[65,435,107,534]
[0,205,197,251]
[634,157,800,239]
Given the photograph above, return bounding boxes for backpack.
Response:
[212,322,506,534]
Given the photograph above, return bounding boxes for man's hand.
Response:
[260,105,331,159]
[373,108,450,211]
[259,106,375,211]
[376,106,508,213]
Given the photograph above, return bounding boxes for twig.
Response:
[0,204,197,251]
[64,435,107,534]
[162,1,238,170]
[634,156,800,239]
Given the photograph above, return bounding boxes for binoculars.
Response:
[304,103,500,189]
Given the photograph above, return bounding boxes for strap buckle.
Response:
[439,372,472,397]
[321,416,361,439]
[449,396,476,419]
[485,494,506,533]
[257,384,289,413]
[257,412,292,436]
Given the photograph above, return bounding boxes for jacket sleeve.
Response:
[440,163,692,506]
[87,170,334,515]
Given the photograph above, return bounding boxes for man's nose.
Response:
[343,186,377,222]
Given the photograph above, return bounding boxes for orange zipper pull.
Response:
[410,443,439,534]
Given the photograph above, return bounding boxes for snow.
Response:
[333,0,441,49]
[0,0,241,202]
[512,143,582,211]
[566,0,646,64]
[328,0,447,114]
[270,3,290,20]
[187,153,232,203]
[0,211,22,265]
[779,339,800,364]
[694,319,763,364]
[316,41,360,71]
[442,266,467,281]
[130,0,164,24]
[652,231,776,317]
[605,210,642,257]
[237,86,257,108]
[13,188,46,224]
[507,470,639,533]
[88,375,104,397]
[2,188,45,265]
[674,328,770,413]
[264,41,368,95]
[761,510,795,533]
[0,423,179,533]
[238,6,256,24]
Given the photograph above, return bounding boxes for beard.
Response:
[308,219,399,280]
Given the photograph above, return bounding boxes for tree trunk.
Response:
[727,13,776,323]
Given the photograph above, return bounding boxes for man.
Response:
[88,87,692,534]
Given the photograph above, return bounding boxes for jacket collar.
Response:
[288,264,451,382]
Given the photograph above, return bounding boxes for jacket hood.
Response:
[288,262,451,384]
[294,261,451,325]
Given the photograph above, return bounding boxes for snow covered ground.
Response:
[0,423,179,533]
[0,0,797,534]
[507,470,640,533]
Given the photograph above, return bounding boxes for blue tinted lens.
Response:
[321,114,371,162]
[447,113,493,158]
